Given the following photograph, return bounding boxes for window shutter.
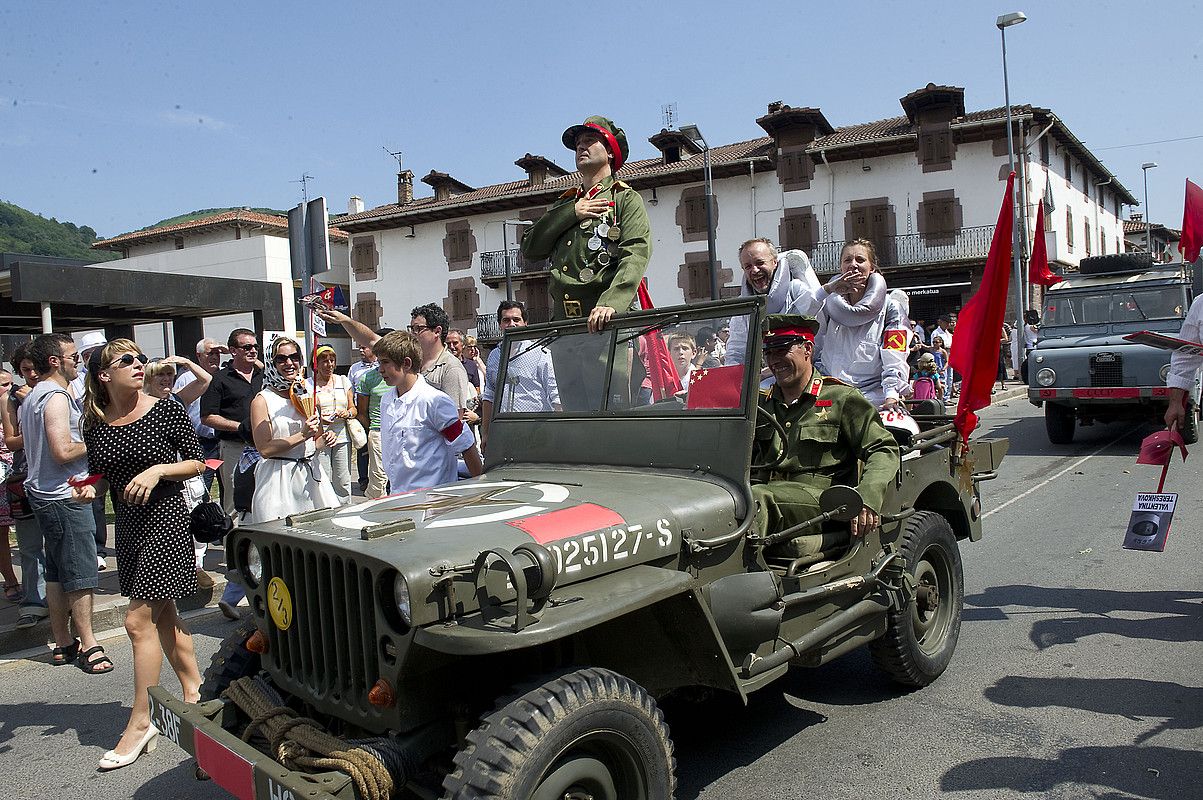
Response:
[1085,221,1092,255]
[1066,208,1074,249]
[685,196,707,234]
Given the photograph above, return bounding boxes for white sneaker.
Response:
[97,555,108,571]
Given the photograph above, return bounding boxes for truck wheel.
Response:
[870,511,963,688]
[1045,403,1075,444]
[443,667,675,800]
[199,619,261,701]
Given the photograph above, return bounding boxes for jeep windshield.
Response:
[1043,284,1188,327]
[494,301,757,418]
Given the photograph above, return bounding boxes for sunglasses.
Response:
[109,353,149,368]
[235,343,259,351]
[274,353,303,364]
[407,324,431,333]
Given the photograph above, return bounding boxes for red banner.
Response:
[636,279,683,401]
[1028,203,1061,286]
[1180,179,1203,263]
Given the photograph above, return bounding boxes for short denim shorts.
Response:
[31,496,98,593]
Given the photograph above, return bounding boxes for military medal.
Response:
[579,220,591,230]
[597,251,611,267]
[579,267,595,281]
[606,226,621,242]
[587,235,602,251]
[596,221,610,238]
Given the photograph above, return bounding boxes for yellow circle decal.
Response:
[267,577,294,631]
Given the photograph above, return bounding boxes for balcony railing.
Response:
[480,249,549,283]
[808,225,996,274]
[474,307,553,343]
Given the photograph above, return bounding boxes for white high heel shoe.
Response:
[98,727,159,771]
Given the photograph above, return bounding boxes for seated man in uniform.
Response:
[752,314,900,559]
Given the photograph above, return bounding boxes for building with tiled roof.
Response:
[92,208,351,358]
[335,83,1135,341]
[1123,216,1181,261]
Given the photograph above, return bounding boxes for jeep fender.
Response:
[413,564,744,698]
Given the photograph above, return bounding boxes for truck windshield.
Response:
[495,307,752,416]
[1044,286,1187,325]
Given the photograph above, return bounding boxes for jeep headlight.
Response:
[1160,364,1171,382]
[244,544,263,587]
[1036,368,1056,387]
[393,574,412,626]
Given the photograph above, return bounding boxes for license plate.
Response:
[195,728,256,800]
[1072,387,1140,398]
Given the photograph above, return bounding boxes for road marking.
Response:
[984,430,1133,519]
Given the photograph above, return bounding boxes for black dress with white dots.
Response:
[84,398,203,600]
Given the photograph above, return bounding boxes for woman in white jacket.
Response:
[814,239,910,409]
[726,238,823,368]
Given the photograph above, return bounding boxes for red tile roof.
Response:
[94,209,348,250]
[1123,219,1180,237]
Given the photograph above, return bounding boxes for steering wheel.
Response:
[749,405,789,472]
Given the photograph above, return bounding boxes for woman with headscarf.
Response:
[247,337,339,524]
[814,239,910,409]
[75,339,205,770]
[306,345,355,504]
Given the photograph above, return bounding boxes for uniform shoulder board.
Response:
[758,387,773,399]
[821,375,848,387]
[614,180,633,191]
[558,188,577,200]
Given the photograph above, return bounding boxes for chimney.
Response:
[648,129,702,165]
[515,153,569,186]
[348,195,364,215]
[755,102,834,149]
[900,84,966,125]
[397,170,414,205]
[421,170,476,202]
[1130,212,1143,222]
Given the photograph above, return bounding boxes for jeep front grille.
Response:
[263,543,379,713]
[1089,353,1123,387]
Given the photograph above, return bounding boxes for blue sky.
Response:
[2,1,1199,240]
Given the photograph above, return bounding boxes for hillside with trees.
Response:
[0,200,118,261]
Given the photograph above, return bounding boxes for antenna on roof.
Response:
[291,173,315,205]
[662,103,677,130]
[383,147,404,171]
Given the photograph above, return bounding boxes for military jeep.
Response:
[149,297,1007,800]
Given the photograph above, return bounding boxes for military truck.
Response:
[1027,253,1201,444]
[149,297,1007,800]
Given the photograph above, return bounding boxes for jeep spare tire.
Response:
[870,511,964,687]
[1077,253,1155,275]
[443,667,675,800]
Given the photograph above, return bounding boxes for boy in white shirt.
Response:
[375,331,482,492]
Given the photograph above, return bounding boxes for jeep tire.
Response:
[443,667,675,800]
[1182,401,1200,446]
[199,619,261,701]
[1045,402,1076,444]
[870,511,964,687]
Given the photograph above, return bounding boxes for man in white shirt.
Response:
[1165,295,1203,433]
[373,331,481,491]
[933,313,956,398]
[481,301,560,451]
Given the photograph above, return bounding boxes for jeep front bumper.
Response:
[1029,386,1170,403]
[147,686,355,800]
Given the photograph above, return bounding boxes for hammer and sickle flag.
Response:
[884,329,909,351]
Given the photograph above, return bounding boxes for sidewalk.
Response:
[1,389,1031,658]
[0,527,234,657]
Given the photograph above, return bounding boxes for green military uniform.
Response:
[751,315,900,558]
[520,116,652,410]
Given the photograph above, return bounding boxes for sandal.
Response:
[77,645,114,675]
[3,582,22,603]
[51,638,81,666]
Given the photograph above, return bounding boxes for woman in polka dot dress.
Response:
[76,339,205,771]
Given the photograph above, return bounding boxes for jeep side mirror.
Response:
[819,486,863,522]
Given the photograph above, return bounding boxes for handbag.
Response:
[189,470,232,544]
[345,416,368,451]
[5,470,32,520]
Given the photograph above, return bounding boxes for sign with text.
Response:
[1122,492,1178,552]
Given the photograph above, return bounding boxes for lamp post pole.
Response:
[1141,162,1158,257]
[998,11,1028,328]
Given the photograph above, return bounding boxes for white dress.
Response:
[249,389,339,524]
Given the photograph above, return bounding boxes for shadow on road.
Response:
[941,744,1200,799]
[985,675,1203,743]
[667,688,825,799]
[0,699,128,750]
[964,585,1203,648]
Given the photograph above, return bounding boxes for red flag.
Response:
[1028,203,1061,287]
[1180,179,1203,263]
[950,172,1015,444]
[686,365,745,409]
[636,279,683,401]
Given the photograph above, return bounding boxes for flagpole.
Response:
[998,12,1028,331]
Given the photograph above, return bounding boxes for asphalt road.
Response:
[0,397,1199,800]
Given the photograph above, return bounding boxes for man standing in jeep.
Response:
[753,315,899,557]
[1165,295,1203,432]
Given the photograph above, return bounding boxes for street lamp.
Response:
[680,123,720,300]
[997,10,1027,327]
[501,219,533,302]
[1141,162,1158,257]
